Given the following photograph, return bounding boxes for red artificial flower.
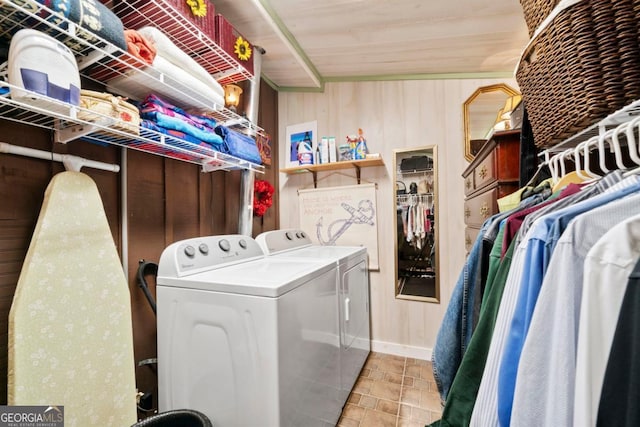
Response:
[253,179,274,217]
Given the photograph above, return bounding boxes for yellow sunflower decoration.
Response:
[234,36,252,61]
[185,0,207,17]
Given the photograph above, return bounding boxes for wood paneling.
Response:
[278,78,517,356]
[0,79,279,409]
[0,122,120,404]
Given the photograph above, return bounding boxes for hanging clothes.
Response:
[429,184,579,427]
[470,171,629,427]
[432,166,640,427]
[397,194,432,250]
[596,255,640,427]
[510,194,640,427]
[574,213,640,427]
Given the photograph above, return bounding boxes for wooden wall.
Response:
[0,79,278,409]
[278,78,516,358]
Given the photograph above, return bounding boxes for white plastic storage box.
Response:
[8,29,81,116]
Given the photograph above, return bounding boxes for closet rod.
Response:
[0,142,120,173]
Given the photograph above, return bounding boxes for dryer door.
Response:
[339,256,371,393]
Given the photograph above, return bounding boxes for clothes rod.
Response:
[0,142,120,173]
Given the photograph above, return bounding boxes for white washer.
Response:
[156,234,342,427]
[256,229,371,401]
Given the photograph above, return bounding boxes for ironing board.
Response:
[8,171,137,427]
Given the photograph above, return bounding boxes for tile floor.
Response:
[338,352,443,427]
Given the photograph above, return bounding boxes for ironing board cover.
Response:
[8,171,137,426]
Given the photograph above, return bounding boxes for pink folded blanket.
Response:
[125,29,156,66]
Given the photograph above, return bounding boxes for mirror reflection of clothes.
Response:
[399,196,432,250]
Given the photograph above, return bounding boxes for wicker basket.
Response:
[78,90,140,136]
[519,0,558,36]
[516,0,640,148]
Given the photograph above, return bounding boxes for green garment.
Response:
[429,229,516,427]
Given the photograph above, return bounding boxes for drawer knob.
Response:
[465,207,471,219]
[466,178,471,190]
[465,235,472,247]
[480,202,490,218]
[479,165,488,179]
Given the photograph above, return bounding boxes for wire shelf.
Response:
[541,99,640,154]
[110,0,254,85]
[0,84,264,173]
[0,0,264,172]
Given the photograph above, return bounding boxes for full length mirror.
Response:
[463,83,520,162]
[394,146,439,303]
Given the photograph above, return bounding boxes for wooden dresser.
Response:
[462,130,521,252]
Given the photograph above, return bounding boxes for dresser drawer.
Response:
[473,151,496,192]
[465,226,481,253]
[464,188,497,227]
[463,173,475,197]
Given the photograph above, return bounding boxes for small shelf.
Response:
[397,168,434,175]
[281,158,384,187]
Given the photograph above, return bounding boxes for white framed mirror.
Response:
[393,145,439,303]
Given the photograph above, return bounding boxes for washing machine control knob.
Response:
[184,245,196,257]
[238,239,247,249]
[300,231,307,238]
[295,232,301,238]
[199,243,209,255]
[218,239,231,252]
[285,231,293,240]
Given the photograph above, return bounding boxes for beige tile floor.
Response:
[338,352,443,427]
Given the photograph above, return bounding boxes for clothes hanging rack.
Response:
[0,142,120,172]
[396,193,432,205]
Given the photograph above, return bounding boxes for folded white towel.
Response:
[107,53,225,111]
[137,26,225,98]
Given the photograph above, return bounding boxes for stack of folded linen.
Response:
[138,94,228,154]
[104,26,225,110]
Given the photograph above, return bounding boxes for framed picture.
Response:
[298,183,379,270]
[285,121,317,168]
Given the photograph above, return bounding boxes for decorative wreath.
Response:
[253,179,274,217]
[185,0,207,17]
[234,36,252,61]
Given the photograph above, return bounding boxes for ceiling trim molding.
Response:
[274,71,515,92]
[323,71,515,83]
[260,74,280,91]
[252,0,324,88]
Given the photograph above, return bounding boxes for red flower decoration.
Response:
[253,179,274,217]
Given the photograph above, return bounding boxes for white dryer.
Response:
[156,234,342,427]
[256,229,371,401]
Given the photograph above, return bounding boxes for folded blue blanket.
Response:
[214,126,262,165]
[142,110,225,148]
[140,94,218,134]
[141,119,230,155]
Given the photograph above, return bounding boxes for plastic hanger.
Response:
[551,145,587,192]
[597,131,611,174]
[625,116,640,167]
[575,140,590,179]
[548,151,562,185]
[604,128,626,171]
[581,138,601,179]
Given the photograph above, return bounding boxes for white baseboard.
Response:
[371,340,432,361]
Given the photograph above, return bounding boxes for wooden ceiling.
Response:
[212,0,530,90]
